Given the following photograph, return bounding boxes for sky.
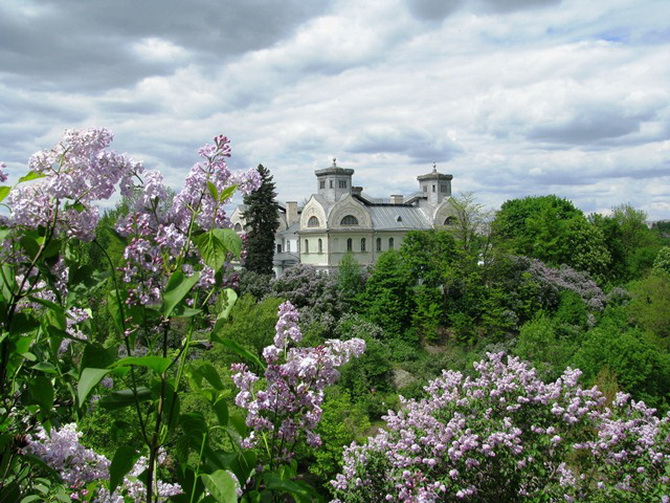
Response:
[1,0,669,219]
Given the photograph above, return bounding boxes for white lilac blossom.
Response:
[23,424,181,502]
[231,301,365,463]
[331,352,670,502]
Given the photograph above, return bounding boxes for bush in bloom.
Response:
[331,352,670,502]
[23,423,182,502]
[231,301,365,469]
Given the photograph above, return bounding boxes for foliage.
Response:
[492,195,611,279]
[360,251,413,337]
[241,164,280,276]
[653,246,670,274]
[336,252,366,308]
[332,352,670,502]
[570,317,670,409]
[237,269,273,301]
[626,270,670,345]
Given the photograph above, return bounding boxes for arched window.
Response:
[444,216,457,226]
[376,238,382,252]
[340,215,359,226]
[304,239,309,253]
[388,237,394,250]
[347,238,353,252]
[318,238,323,254]
[308,216,320,227]
[360,238,366,252]
[234,223,242,232]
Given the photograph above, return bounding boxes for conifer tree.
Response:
[242,164,280,275]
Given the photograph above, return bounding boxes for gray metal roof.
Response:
[368,205,432,230]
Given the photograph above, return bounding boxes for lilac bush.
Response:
[331,352,670,502]
[231,301,365,471]
[24,423,182,502]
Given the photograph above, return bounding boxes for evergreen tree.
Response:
[242,164,280,275]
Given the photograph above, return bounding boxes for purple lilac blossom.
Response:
[331,352,670,502]
[231,301,365,463]
[24,424,181,502]
[8,128,141,241]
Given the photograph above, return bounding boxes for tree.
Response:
[242,164,280,275]
[491,195,610,279]
[446,191,493,258]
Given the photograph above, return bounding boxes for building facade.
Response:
[231,160,457,275]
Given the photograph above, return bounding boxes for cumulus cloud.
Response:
[1,0,669,219]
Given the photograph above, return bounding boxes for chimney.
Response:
[390,194,404,205]
[352,186,363,196]
[286,201,298,226]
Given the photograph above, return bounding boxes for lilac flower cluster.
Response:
[115,135,260,305]
[231,301,365,463]
[527,258,606,311]
[331,352,670,502]
[7,128,141,241]
[24,424,182,502]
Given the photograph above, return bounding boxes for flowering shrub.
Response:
[331,352,670,502]
[232,301,365,470]
[24,423,182,502]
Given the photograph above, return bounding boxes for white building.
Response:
[231,160,457,275]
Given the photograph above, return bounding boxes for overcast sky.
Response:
[1,0,669,219]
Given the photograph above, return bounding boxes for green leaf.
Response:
[0,186,10,203]
[162,270,200,318]
[207,181,219,201]
[211,336,264,371]
[217,228,242,259]
[212,398,229,427]
[31,362,57,374]
[81,344,117,371]
[99,387,152,410]
[201,470,238,503]
[78,368,110,405]
[30,376,54,411]
[218,184,237,203]
[114,356,172,375]
[197,363,224,390]
[109,445,140,494]
[18,171,45,183]
[193,231,228,273]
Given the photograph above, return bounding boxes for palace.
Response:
[231,160,458,276]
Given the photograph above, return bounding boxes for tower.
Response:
[417,162,453,207]
[315,158,354,203]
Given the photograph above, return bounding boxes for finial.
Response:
[332,157,337,167]
[432,161,437,173]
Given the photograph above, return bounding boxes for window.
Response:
[339,180,347,188]
[308,216,320,227]
[276,244,281,253]
[423,186,427,192]
[347,238,353,252]
[318,238,323,254]
[432,185,436,193]
[440,184,448,193]
[444,216,457,226]
[287,241,291,252]
[361,238,366,252]
[234,223,242,232]
[388,238,394,250]
[376,238,382,251]
[340,215,359,226]
[304,239,309,253]
[329,180,333,188]
[319,181,325,189]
